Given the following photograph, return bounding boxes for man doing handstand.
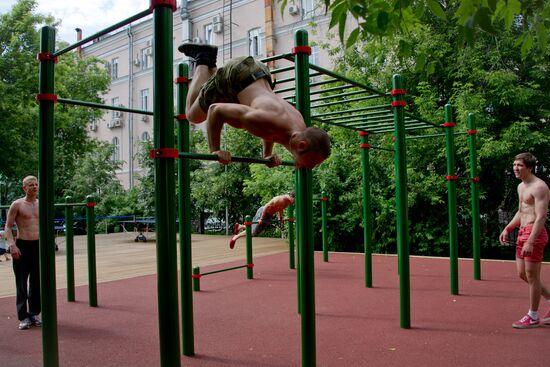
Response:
[178,43,330,169]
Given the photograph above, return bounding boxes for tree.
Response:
[0,0,110,205]
[278,1,549,59]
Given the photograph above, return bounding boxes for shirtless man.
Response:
[179,43,331,169]
[5,176,42,330]
[499,153,550,328]
[229,193,295,249]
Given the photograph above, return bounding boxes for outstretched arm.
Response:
[4,202,21,259]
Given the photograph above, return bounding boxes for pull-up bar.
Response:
[178,152,295,166]
[58,98,154,116]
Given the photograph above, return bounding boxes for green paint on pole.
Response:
[65,196,75,302]
[360,133,373,288]
[468,113,481,280]
[86,195,97,307]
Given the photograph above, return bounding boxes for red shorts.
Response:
[516,225,548,262]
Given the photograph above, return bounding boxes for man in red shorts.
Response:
[499,152,550,328]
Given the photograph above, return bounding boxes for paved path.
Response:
[0,232,289,298]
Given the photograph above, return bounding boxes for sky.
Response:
[0,0,153,43]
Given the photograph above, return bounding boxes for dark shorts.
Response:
[516,225,548,262]
[198,56,272,112]
[251,206,274,237]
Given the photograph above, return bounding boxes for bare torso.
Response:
[10,198,39,241]
[264,195,294,217]
[518,178,550,226]
[236,79,306,148]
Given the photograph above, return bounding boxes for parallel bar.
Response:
[55,9,152,56]
[54,202,86,207]
[392,75,411,329]
[245,215,253,279]
[260,52,293,63]
[58,98,154,115]
[179,151,294,166]
[294,30,316,367]
[360,134,373,288]
[85,196,97,307]
[65,197,75,302]
[313,104,390,118]
[201,264,248,276]
[38,25,59,367]
[468,113,481,280]
[311,94,387,109]
[406,132,468,139]
[177,63,194,356]
[444,104,459,295]
[152,3,181,366]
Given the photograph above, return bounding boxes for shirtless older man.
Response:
[229,193,295,249]
[5,175,42,330]
[179,43,331,169]
[499,153,550,328]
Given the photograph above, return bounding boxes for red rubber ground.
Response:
[0,252,548,366]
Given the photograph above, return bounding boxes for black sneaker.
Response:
[178,43,218,67]
[30,315,42,327]
[18,318,31,330]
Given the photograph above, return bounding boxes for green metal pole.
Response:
[468,112,481,280]
[295,169,301,314]
[177,63,194,356]
[295,29,316,366]
[287,205,295,269]
[65,196,75,302]
[391,75,410,329]
[245,215,254,279]
[360,132,373,288]
[320,192,328,262]
[444,104,459,295]
[38,25,59,367]
[192,267,200,292]
[151,2,181,365]
[85,196,97,307]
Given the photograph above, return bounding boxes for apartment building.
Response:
[82,0,337,188]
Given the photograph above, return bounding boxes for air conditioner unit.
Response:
[114,110,123,119]
[107,119,122,129]
[213,23,223,33]
[289,5,300,15]
[145,48,153,56]
[192,37,202,44]
[212,15,223,24]
[141,115,149,122]
[133,58,140,66]
[89,123,97,131]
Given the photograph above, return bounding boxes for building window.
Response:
[111,58,119,79]
[141,131,150,141]
[111,137,120,162]
[302,0,315,18]
[140,89,149,111]
[248,28,262,57]
[111,97,119,119]
[140,48,149,70]
[204,24,214,45]
[310,46,319,65]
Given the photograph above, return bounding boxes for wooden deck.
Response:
[0,232,289,298]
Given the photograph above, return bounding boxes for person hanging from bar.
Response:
[178,43,331,169]
[230,192,295,249]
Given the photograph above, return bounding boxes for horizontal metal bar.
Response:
[406,132,469,139]
[309,84,356,96]
[260,52,293,63]
[179,152,295,166]
[55,9,151,56]
[200,264,248,276]
[271,65,295,74]
[312,104,391,118]
[58,98,153,115]
[311,95,389,110]
[54,203,87,207]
